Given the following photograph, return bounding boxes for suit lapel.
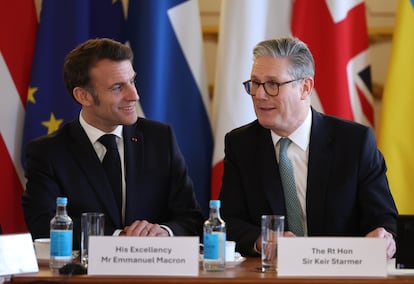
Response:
[306,110,333,234]
[67,120,122,227]
[255,124,286,215]
[122,121,144,224]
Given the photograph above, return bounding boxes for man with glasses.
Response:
[219,37,397,259]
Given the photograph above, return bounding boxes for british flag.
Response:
[292,0,374,127]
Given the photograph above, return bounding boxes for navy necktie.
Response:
[279,138,304,236]
[98,134,122,212]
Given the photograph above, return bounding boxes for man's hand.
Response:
[366,227,396,259]
[122,220,169,237]
[254,228,395,259]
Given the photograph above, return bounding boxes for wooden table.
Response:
[7,257,414,284]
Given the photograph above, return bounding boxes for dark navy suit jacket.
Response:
[22,117,203,249]
[219,108,397,256]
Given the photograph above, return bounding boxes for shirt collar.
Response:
[271,108,312,151]
[79,111,123,144]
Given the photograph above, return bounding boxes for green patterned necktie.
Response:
[279,138,304,236]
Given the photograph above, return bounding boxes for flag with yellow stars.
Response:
[21,0,126,166]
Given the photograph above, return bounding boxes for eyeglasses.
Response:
[242,78,303,97]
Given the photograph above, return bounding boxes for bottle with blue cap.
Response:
[203,199,226,271]
[49,197,73,271]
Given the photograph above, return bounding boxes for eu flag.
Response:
[127,0,213,215]
[21,0,126,165]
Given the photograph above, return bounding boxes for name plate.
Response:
[278,237,387,277]
[0,233,38,276]
[88,236,199,276]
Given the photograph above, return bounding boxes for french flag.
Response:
[211,0,292,199]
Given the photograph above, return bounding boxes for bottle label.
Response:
[50,230,72,257]
[204,232,225,259]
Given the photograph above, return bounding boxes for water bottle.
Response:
[203,200,226,271]
[49,197,73,271]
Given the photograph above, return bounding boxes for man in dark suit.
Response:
[219,37,397,259]
[22,38,203,249]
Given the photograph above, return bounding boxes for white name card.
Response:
[0,233,38,276]
[278,237,387,277]
[88,236,199,276]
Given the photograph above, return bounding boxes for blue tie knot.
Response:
[279,137,291,154]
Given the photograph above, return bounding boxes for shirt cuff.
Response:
[254,241,261,254]
[113,229,124,236]
[160,225,174,236]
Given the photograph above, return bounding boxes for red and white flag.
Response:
[0,1,37,233]
[292,0,374,126]
[211,0,293,199]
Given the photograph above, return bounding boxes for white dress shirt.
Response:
[79,112,126,224]
[78,112,173,236]
[271,109,312,235]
